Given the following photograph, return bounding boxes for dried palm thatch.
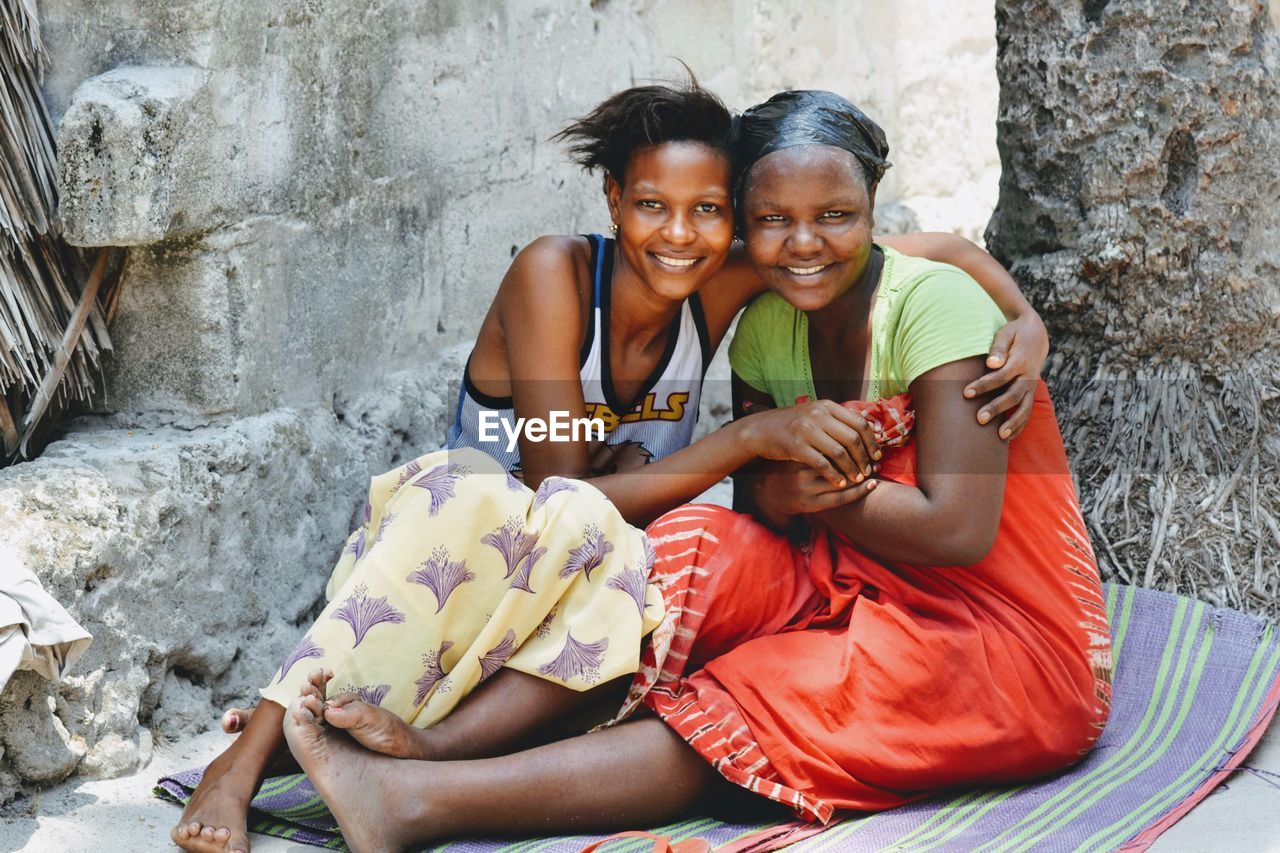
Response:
[1046,346,1280,620]
[0,0,126,464]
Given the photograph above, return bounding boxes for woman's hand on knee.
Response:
[740,400,881,488]
[964,310,1048,440]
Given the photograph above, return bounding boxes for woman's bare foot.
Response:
[324,693,435,760]
[172,695,293,853]
[170,742,257,853]
[221,702,301,778]
[284,692,433,852]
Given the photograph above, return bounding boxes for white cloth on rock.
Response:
[0,552,92,691]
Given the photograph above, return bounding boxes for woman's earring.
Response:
[609,222,619,237]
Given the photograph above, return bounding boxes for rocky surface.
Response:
[986,0,1280,613]
[57,65,208,247]
[0,352,461,801]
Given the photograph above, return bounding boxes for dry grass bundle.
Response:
[0,0,125,463]
[1048,343,1280,620]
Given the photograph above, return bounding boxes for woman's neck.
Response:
[609,254,683,351]
[807,246,884,350]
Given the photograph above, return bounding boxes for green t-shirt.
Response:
[728,246,1005,406]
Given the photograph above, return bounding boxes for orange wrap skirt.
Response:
[620,384,1113,822]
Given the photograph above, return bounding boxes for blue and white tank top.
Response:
[447,233,711,478]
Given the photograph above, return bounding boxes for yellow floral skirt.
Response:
[259,448,663,727]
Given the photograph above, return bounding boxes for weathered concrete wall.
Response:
[45,0,1000,418]
[0,0,1000,799]
[733,0,1001,240]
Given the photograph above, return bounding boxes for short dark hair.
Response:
[553,74,733,189]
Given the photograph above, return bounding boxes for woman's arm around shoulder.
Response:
[879,231,1048,440]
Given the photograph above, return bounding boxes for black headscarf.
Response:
[733,90,891,197]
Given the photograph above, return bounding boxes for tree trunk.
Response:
[986,0,1280,615]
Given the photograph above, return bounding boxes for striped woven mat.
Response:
[156,584,1280,851]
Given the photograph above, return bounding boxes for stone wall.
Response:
[0,0,1000,797]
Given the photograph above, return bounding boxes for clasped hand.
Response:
[739,401,882,530]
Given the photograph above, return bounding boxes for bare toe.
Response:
[324,696,431,759]
[171,818,234,853]
[303,667,333,698]
[326,691,358,709]
[289,696,317,726]
[221,707,252,734]
[302,693,327,721]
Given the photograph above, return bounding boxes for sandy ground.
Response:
[2,717,1278,852]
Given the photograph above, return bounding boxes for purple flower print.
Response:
[478,629,518,682]
[533,478,578,509]
[505,470,525,493]
[412,462,471,516]
[340,683,391,706]
[277,636,325,683]
[395,459,424,489]
[560,524,614,582]
[606,564,648,617]
[330,584,406,647]
[346,498,374,560]
[407,545,476,613]
[374,512,396,546]
[509,543,546,594]
[534,607,558,640]
[482,518,542,581]
[642,536,657,574]
[346,528,366,561]
[415,640,455,705]
[536,631,610,684]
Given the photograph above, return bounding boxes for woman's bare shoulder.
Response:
[498,234,593,306]
[471,235,592,394]
[509,234,590,278]
[493,234,595,346]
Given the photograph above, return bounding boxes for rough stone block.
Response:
[57,65,208,247]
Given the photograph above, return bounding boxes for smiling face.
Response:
[605,141,735,301]
[740,145,877,313]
